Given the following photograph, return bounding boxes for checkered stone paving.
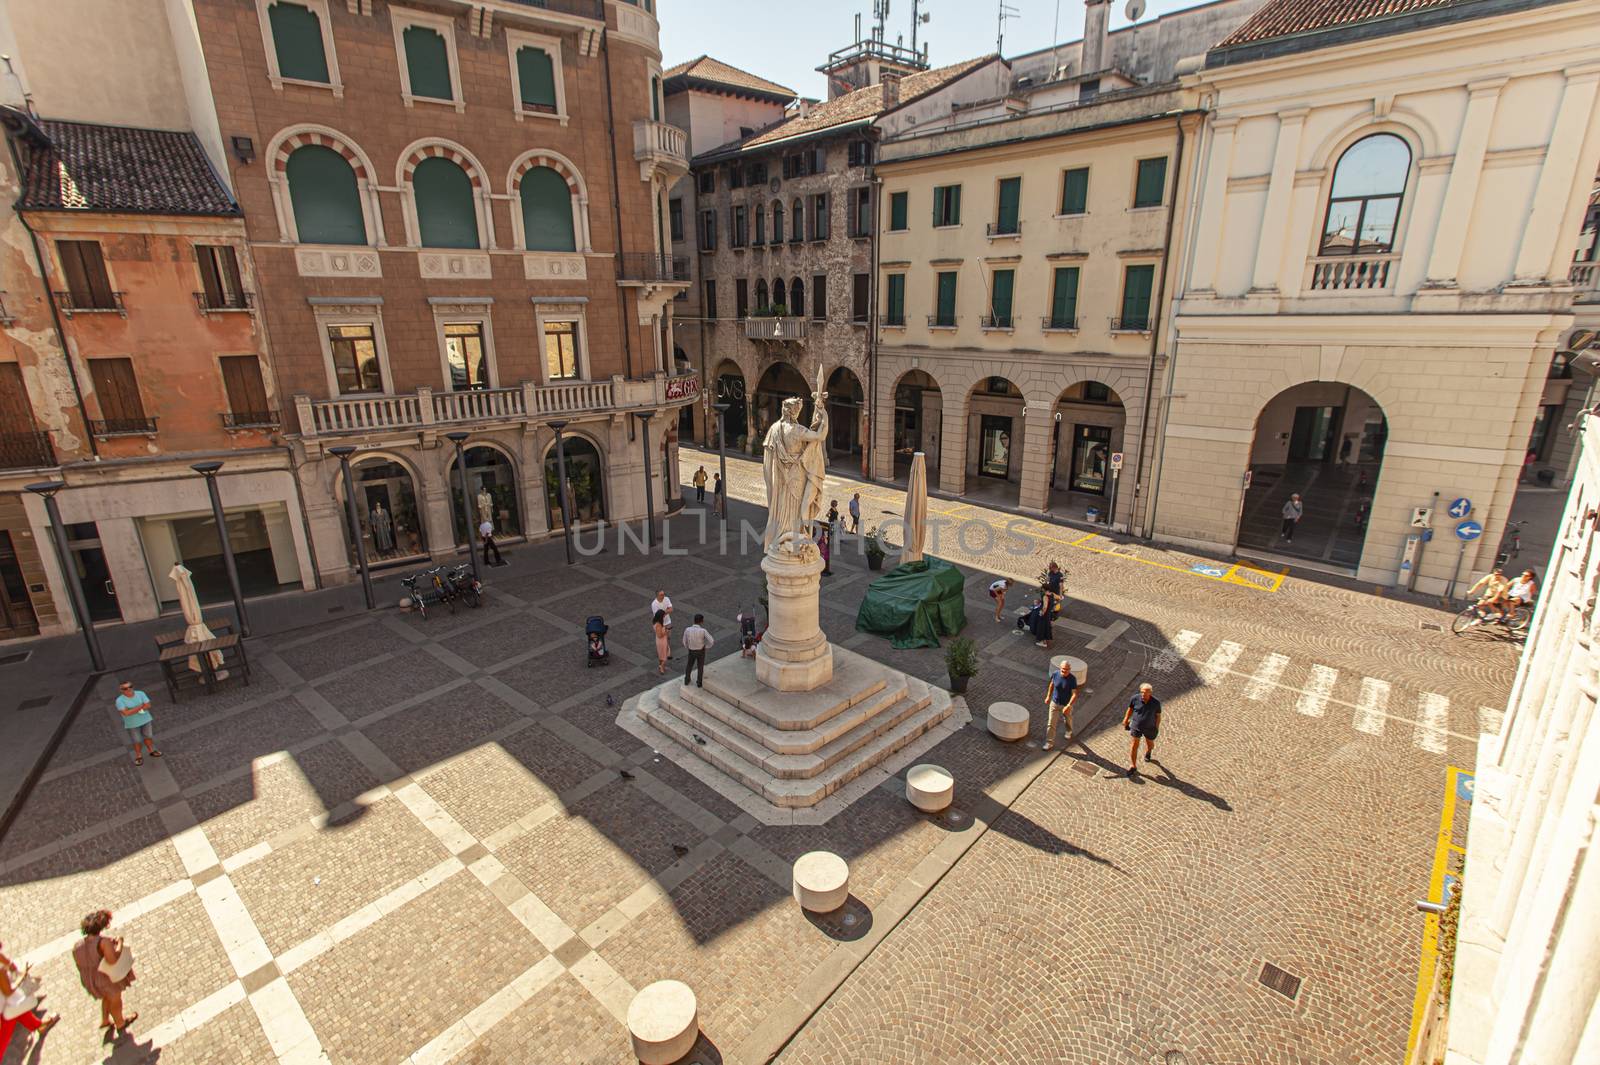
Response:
[0,462,1515,1065]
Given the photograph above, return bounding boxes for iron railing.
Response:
[90,416,157,436]
[0,430,56,470]
[221,410,280,429]
[195,291,255,314]
[55,291,125,317]
[1110,317,1151,332]
[927,314,958,328]
[617,253,688,282]
[1041,315,1078,331]
[506,0,605,20]
[986,220,1022,237]
[980,314,1014,329]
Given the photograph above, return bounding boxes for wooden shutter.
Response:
[517,46,557,111]
[937,272,957,321]
[812,274,826,319]
[197,246,223,307]
[88,358,146,424]
[403,25,452,100]
[1051,267,1079,325]
[1122,265,1154,325]
[268,1,330,83]
[57,240,113,308]
[886,274,904,323]
[219,356,269,417]
[890,191,907,231]
[991,269,1014,324]
[1061,168,1088,215]
[997,178,1020,232]
[0,363,37,433]
[1135,158,1167,208]
[852,273,869,321]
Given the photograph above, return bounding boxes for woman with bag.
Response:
[72,910,136,1035]
[1,941,58,1055]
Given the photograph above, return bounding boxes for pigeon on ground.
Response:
[672,844,689,857]
[619,769,635,780]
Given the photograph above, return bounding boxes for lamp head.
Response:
[328,445,357,458]
[190,460,224,476]
[549,420,569,433]
[24,480,64,497]
[636,410,655,422]
[445,431,470,444]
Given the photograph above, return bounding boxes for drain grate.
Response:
[1420,622,1444,632]
[0,651,31,667]
[1258,961,1302,1001]
[1070,761,1098,777]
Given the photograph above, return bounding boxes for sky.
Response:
[659,0,1211,100]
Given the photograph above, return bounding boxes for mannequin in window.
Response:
[370,501,394,555]
[477,487,494,525]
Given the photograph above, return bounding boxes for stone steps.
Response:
[677,675,912,754]
[699,654,890,731]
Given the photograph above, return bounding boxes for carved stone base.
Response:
[756,547,833,691]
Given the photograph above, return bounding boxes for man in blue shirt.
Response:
[1042,659,1078,750]
[115,681,160,766]
[1121,683,1161,774]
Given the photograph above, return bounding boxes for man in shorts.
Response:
[115,682,161,766]
[1042,659,1078,750]
[1122,683,1161,774]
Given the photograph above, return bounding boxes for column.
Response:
[1423,79,1506,287]
[1513,65,1600,283]
[1187,116,1238,296]
[938,390,968,497]
[1017,402,1055,513]
[1250,108,1308,293]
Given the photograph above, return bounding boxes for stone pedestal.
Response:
[756,547,833,691]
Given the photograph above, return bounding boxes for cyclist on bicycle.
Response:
[1467,567,1509,615]
[1499,569,1538,621]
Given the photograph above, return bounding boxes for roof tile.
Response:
[1218,0,1459,47]
[663,56,796,100]
[20,120,237,216]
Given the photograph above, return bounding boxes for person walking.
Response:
[1,941,58,1056]
[1042,659,1079,751]
[1034,562,1063,648]
[682,614,714,688]
[1280,494,1304,543]
[692,465,708,503]
[712,473,725,517]
[989,578,1011,622]
[72,910,135,1036]
[649,590,673,658]
[652,610,670,675]
[826,499,840,528]
[1122,683,1162,774]
[848,492,861,534]
[818,525,832,576]
[478,519,505,567]
[115,682,160,767]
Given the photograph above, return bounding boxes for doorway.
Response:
[0,531,38,637]
[65,522,121,623]
[979,415,1013,479]
[1289,406,1341,462]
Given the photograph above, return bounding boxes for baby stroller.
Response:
[737,611,760,658]
[586,615,610,667]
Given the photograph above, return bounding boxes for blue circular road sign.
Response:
[1455,520,1483,541]
[1448,497,1472,519]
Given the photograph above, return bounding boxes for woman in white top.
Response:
[650,591,673,656]
[989,579,1011,622]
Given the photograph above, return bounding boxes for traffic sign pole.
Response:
[1446,517,1484,602]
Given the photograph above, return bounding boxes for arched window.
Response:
[413,157,478,249]
[772,201,784,244]
[1320,134,1411,256]
[790,277,804,315]
[520,166,575,251]
[754,203,766,245]
[755,278,769,310]
[545,435,605,524]
[285,144,366,245]
[791,197,804,242]
[773,278,788,310]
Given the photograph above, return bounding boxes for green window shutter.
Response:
[404,25,453,100]
[1121,265,1154,327]
[996,178,1020,233]
[269,2,329,83]
[517,47,557,111]
[990,269,1014,325]
[1050,267,1079,326]
[651,76,661,121]
[950,185,961,225]
[886,274,905,323]
[1134,157,1167,208]
[932,187,944,226]
[889,191,907,231]
[936,271,956,323]
[520,166,575,251]
[285,145,366,245]
[414,157,479,248]
[1061,168,1088,215]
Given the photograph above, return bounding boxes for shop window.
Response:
[285,146,366,245]
[520,165,575,251]
[1060,167,1088,215]
[933,184,961,227]
[266,1,329,83]
[413,157,479,249]
[1133,157,1167,209]
[545,435,606,525]
[328,324,383,394]
[451,446,521,544]
[142,504,301,607]
[352,459,426,561]
[545,320,581,380]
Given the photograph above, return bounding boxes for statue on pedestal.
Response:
[762,373,829,558]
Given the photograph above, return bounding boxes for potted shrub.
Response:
[864,525,887,570]
[945,636,978,694]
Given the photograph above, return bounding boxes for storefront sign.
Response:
[665,375,700,401]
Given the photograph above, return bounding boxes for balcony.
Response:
[633,119,688,182]
[1571,260,1600,302]
[195,291,255,316]
[0,430,56,470]
[91,416,157,437]
[744,316,808,342]
[221,410,280,430]
[1109,317,1151,333]
[617,253,688,284]
[1307,253,1398,292]
[927,314,958,329]
[299,372,700,438]
[55,291,125,318]
[1041,315,1078,332]
[980,314,1014,330]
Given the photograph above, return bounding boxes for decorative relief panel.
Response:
[296,247,382,278]
[418,251,493,279]
[610,3,659,50]
[523,254,589,281]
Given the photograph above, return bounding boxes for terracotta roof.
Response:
[18,119,237,216]
[663,55,795,100]
[738,55,998,149]
[1218,0,1459,46]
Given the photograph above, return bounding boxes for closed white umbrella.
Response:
[903,451,928,564]
[169,563,223,674]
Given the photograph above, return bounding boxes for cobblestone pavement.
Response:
[0,450,1518,1064]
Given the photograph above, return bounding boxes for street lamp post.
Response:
[712,402,730,530]
[190,461,250,637]
[549,421,575,566]
[25,481,104,671]
[328,446,376,610]
[444,432,481,584]
[636,411,656,550]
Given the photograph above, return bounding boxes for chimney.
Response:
[799,98,811,118]
[1082,0,1110,75]
[881,70,901,108]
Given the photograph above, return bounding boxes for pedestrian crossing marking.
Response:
[1479,706,1505,734]
[1150,630,1203,672]
[1354,678,1390,736]
[1244,653,1289,701]
[1200,641,1243,685]
[1416,693,1450,754]
[1295,665,1338,718]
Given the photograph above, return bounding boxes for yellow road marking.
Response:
[1408,765,1467,1062]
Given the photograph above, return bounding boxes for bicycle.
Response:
[1495,520,1526,567]
[400,571,430,619]
[1450,599,1532,640]
[446,563,482,608]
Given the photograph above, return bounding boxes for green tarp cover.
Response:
[854,558,967,649]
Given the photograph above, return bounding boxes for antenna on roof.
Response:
[997,1,1020,55]
[910,0,929,60]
